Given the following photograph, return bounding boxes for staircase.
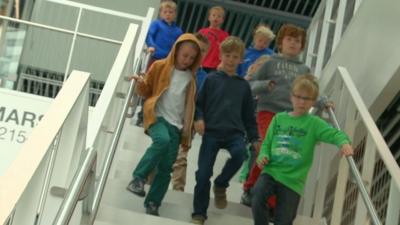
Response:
[92,119,322,225]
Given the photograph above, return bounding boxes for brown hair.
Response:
[220,36,245,58]
[292,74,319,100]
[276,24,306,51]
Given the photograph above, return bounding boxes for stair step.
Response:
[101,177,253,219]
[96,204,194,225]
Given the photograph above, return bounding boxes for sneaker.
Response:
[126,178,146,197]
[240,190,251,207]
[191,215,206,224]
[145,201,159,216]
[213,186,227,209]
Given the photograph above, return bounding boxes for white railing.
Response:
[309,67,400,225]
[0,2,154,223]
[0,70,91,225]
[304,0,363,78]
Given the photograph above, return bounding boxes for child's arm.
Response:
[248,62,274,94]
[314,117,353,155]
[194,77,208,135]
[242,85,259,143]
[145,21,158,53]
[256,116,276,168]
[129,63,157,98]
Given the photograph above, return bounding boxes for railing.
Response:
[175,0,312,48]
[309,67,400,225]
[304,0,363,78]
[0,0,153,104]
[0,70,91,225]
[0,3,155,223]
[53,20,153,224]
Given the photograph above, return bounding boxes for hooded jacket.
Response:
[249,54,311,113]
[136,33,202,148]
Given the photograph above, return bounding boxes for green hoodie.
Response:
[258,112,350,195]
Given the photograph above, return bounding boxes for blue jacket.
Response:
[146,19,183,59]
[195,68,207,94]
[237,46,274,77]
[195,71,259,142]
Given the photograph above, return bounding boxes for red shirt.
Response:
[199,27,229,69]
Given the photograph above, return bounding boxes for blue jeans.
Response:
[252,173,300,225]
[192,133,247,218]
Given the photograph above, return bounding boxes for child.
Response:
[191,36,259,225]
[198,6,229,73]
[137,0,183,126]
[237,24,275,77]
[146,0,183,61]
[251,74,354,225]
[172,32,210,192]
[126,33,202,216]
[241,24,311,210]
[238,55,271,183]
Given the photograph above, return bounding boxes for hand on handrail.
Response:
[147,47,155,53]
[340,143,354,156]
[128,74,144,83]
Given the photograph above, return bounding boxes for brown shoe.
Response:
[213,186,227,209]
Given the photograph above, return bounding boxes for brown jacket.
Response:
[136,33,202,148]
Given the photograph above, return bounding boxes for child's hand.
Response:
[147,47,155,53]
[194,120,205,135]
[340,143,354,156]
[324,100,335,111]
[267,80,276,92]
[128,75,144,83]
[257,156,268,169]
[252,141,261,153]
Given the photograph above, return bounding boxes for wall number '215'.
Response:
[0,127,27,143]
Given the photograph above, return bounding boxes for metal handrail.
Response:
[52,147,97,225]
[52,48,151,225]
[87,70,141,224]
[325,106,382,225]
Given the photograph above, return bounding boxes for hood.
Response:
[164,33,203,73]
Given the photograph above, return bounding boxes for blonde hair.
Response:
[160,0,177,11]
[292,74,319,99]
[253,25,275,41]
[220,36,245,58]
[208,6,225,17]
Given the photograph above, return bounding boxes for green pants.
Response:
[132,117,181,206]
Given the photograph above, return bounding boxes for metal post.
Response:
[34,133,62,225]
[64,7,83,81]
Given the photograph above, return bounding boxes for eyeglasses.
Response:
[292,93,315,101]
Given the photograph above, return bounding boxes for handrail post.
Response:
[326,107,382,225]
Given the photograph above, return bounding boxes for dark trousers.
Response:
[252,173,300,225]
[192,133,247,218]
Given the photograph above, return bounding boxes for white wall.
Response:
[319,0,400,119]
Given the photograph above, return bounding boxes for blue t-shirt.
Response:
[237,46,274,77]
[146,19,183,59]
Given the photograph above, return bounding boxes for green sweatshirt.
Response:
[258,112,350,195]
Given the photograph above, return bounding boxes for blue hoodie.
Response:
[146,19,183,59]
[237,46,274,77]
